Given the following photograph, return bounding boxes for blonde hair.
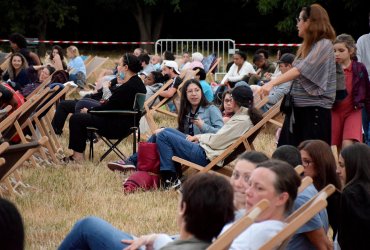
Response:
[297,4,336,58]
[334,33,357,59]
[67,46,80,57]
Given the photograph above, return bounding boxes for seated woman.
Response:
[107,79,224,171]
[49,45,68,71]
[230,151,269,220]
[224,159,301,249]
[219,90,234,123]
[0,83,24,112]
[2,53,30,92]
[220,51,256,88]
[66,46,86,88]
[298,140,342,238]
[65,53,146,162]
[337,143,370,250]
[58,173,234,250]
[144,71,164,105]
[155,85,262,184]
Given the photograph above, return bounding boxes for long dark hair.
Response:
[231,86,262,126]
[341,143,370,191]
[177,79,209,133]
[50,45,67,70]
[298,140,341,191]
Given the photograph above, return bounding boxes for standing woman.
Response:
[65,54,145,162]
[2,53,30,92]
[332,34,370,150]
[337,143,370,250]
[261,4,336,147]
[8,33,41,67]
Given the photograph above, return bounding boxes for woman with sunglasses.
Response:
[65,53,146,162]
[260,4,336,147]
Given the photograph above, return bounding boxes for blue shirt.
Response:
[200,80,214,102]
[184,105,223,135]
[68,56,86,75]
[287,184,329,250]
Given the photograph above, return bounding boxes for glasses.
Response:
[224,98,233,103]
[302,159,313,167]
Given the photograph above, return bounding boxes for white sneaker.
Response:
[79,90,94,97]
[64,81,78,88]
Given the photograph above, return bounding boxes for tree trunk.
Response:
[37,15,48,59]
[132,2,164,53]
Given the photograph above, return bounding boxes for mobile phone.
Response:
[186,114,198,120]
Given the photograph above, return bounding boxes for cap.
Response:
[192,52,204,62]
[162,60,180,74]
[277,53,295,64]
[231,85,254,108]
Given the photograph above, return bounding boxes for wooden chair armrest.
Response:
[89,110,139,115]
[172,156,205,171]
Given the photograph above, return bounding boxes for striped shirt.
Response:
[292,39,336,108]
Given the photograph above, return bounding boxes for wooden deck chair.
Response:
[298,176,313,194]
[144,69,198,133]
[85,56,109,80]
[0,56,10,71]
[259,184,336,250]
[207,199,270,250]
[25,84,75,163]
[0,88,52,166]
[25,74,53,100]
[206,57,222,83]
[294,165,304,176]
[0,142,9,168]
[0,105,12,122]
[0,136,48,195]
[83,55,93,65]
[172,99,283,176]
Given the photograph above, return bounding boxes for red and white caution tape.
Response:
[0,39,155,45]
[236,43,300,47]
[0,39,300,47]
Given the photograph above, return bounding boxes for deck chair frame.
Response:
[207,199,270,250]
[172,99,283,176]
[259,184,336,250]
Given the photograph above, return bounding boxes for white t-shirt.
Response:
[223,220,285,250]
[221,61,256,85]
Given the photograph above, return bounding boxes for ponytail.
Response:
[248,107,262,126]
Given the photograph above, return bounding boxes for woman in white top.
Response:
[221,51,256,88]
[225,159,301,250]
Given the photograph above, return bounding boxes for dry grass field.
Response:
[3,56,279,249]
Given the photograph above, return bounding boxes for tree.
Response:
[96,0,180,42]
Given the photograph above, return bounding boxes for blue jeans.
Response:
[58,216,134,250]
[156,128,209,173]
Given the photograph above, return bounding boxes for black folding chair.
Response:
[87,93,146,161]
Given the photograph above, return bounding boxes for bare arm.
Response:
[29,52,41,66]
[159,87,177,98]
[260,67,300,95]
[305,228,333,250]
